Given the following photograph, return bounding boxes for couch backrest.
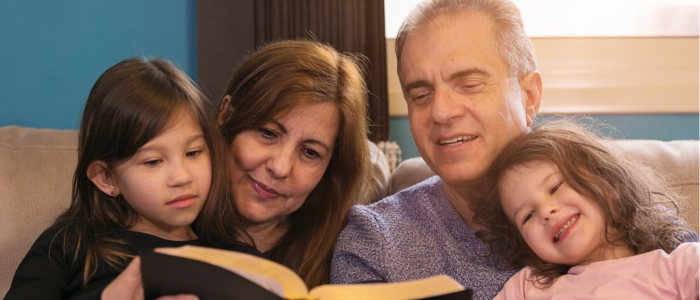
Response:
[390,140,699,234]
[0,126,78,296]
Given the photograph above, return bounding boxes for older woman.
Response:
[103,40,370,298]
[216,40,371,288]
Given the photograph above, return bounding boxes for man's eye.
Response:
[522,211,534,225]
[550,181,563,194]
[409,90,432,103]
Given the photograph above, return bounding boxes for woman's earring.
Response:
[111,191,115,196]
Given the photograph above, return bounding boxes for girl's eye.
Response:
[550,181,563,194]
[258,128,277,139]
[522,211,534,225]
[186,150,202,158]
[302,147,320,159]
[144,159,161,167]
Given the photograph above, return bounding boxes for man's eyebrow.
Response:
[403,68,491,92]
[403,79,431,93]
[448,68,490,81]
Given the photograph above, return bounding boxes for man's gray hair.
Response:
[395,0,537,79]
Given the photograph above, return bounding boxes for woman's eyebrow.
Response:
[271,120,287,134]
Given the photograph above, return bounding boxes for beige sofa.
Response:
[1,125,698,297]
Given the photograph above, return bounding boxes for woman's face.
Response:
[228,102,340,228]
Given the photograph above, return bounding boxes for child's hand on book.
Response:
[102,256,201,300]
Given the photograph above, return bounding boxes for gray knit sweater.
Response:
[331,176,517,300]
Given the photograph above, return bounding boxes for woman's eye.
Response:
[186,150,202,158]
[302,147,320,159]
[144,159,161,167]
[258,128,277,139]
[550,181,563,194]
[522,211,534,225]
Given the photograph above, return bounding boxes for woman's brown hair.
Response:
[53,57,247,285]
[218,40,371,288]
[473,119,695,287]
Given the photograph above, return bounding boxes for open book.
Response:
[140,245,473,300]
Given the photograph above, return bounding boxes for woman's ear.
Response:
[87,161,120,197]
[217,95,234,126]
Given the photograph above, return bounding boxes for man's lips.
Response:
[249,176,281,199]
[166,194,196,208]
[436,135,478,146]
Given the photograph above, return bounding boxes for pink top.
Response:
[494,242,699,300]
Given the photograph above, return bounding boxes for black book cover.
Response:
[140,250,473,300]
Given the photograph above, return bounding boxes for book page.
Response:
[308,275,465,300]
[156,246,310,299]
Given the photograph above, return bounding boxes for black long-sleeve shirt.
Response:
[5,225,262,300]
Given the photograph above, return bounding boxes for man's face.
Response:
[399,12,538,187]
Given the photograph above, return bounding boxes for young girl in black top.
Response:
[6,58,259,299]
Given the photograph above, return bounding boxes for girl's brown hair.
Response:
[473,119,695,287]
[53,58,247,285]
[218,40,371,288]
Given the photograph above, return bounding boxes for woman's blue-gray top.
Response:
[331,175,517,300]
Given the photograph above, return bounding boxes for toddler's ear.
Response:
[87,161,120,197]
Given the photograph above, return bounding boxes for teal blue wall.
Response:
[390,114,700,160]
[0,0,196,129]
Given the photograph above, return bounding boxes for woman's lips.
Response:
[249,177,281,199]
[166,195,196,208]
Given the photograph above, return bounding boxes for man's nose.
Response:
[430,88,464,124]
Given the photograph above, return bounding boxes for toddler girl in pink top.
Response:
[473,120,698,299]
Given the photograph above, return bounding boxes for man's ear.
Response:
[87,161,120,197]
[520,71,543,127]
[217,95,234,127]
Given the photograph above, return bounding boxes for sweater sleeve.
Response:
[671,242,699,299]
[4,227,74,300]
[330,205,389,284]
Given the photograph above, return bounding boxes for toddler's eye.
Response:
[550,181,563,194]
[522,211,534,225]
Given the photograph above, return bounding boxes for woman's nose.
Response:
[266,146,293,179]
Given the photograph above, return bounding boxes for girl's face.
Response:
[499,160,625,266]
[228,102,339,230]
[113,111,211,240]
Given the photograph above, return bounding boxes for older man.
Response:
[331,0,542,299]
